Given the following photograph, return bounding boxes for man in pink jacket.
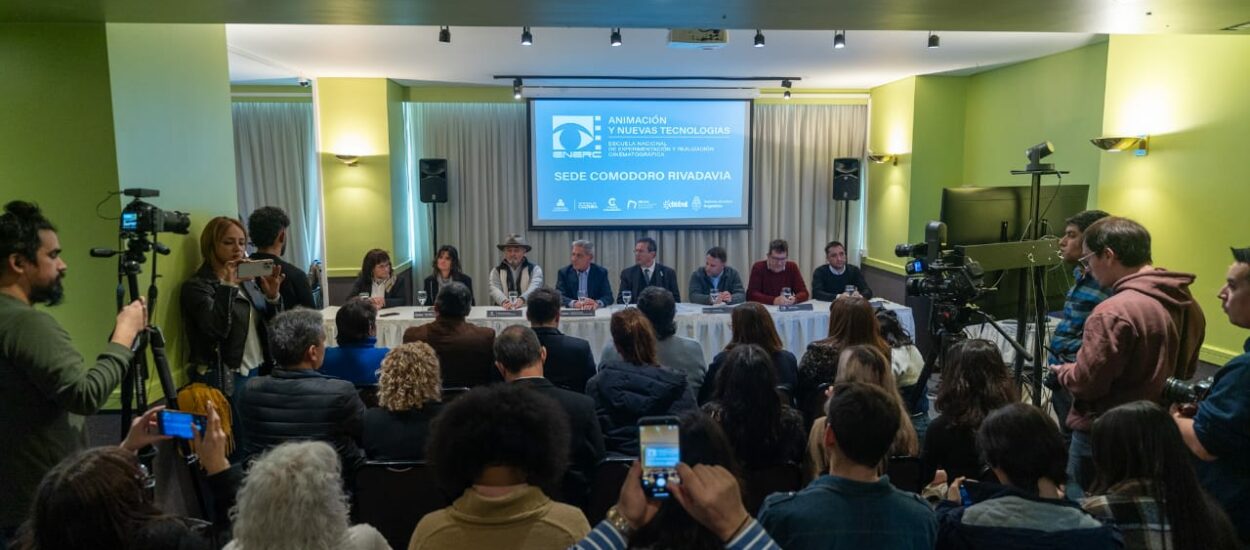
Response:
[1050,216,1205,498]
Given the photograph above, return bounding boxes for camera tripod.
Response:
[905,302,1033,411]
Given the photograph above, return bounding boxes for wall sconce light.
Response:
[867,152,897,166]
[335,154,360,167]
[1090,136,1149,156]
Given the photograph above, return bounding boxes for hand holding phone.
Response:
[157,410,207,440]
[638,416,681,499]
[236,259,276,280]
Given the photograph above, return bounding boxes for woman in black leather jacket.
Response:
[347,248,412,308]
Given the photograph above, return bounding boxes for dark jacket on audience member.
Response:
[349,273,413,308]
[362,402,443,461]
[687,265,747,305]
[421,272,474,307]
[701,348,799,404]
[1192,338,1250,543]
[403,318,499,388]
[554,263,614,308]
[935,482,1122,550]
[512,377,606,505]
[811,264,874,301]
[181,264,282,378]
[618,263,681,303]
[533,326,597,393]
[249,251,317,309]
[320,337,387,386]
[585,360,697,456]
[759,475,937,550]
[238,367,367,472]
[920,414,985,485]
[600,336,708,397]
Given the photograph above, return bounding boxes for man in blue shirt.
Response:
[321,297,388,385]
[1174,246,1250,544]
[555,239,613,309]
[1046,210,1111,424]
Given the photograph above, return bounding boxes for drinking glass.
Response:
[508,290,519,308]
[781,287,793,301]
[845,285,857,296]
[621,290,632,307]
[416,290,428,307]
[578,290,589,311]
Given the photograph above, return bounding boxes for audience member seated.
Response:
[811,240,873,301]
[747,239,810,305]
[935,403,1119,550]
[688,245,747,306]
[422,244,474,307]
[349,248,411,308]
[600,287,706,395]
[227,441,388,550]
[759,382,937,550]
[1084,401,1240,550]
[488,234,544,308]
[921,339,1017,485]
[796,296,890,424]
[247,206,317,309]
[618,237,681,303]
[321,298,388,385]
[363,342,444,461]
[525,288,596,393]
[804,345,918,480]
[403,282,498,387]
[555,239,613,310]
[11,403,237,550]
[411,384,590,549]
[586,308,697,456]
[702,344,806,469]
[701,302,799,404]
[878,308,929,442]
[493,325,604,506]
[238,309,366,473]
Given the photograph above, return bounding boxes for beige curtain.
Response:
[406,102,867,305]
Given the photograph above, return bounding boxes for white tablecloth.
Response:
[323,299,915,364]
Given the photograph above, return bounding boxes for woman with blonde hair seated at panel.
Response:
[802,344,919,481]
[795,296,890,424]
[362,342,444,461]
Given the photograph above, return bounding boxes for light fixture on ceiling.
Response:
[927,31,940,48]
[754,29,765,47]
[521,26,533,46]
[438,26,451,43]
[1091,136,1149,156]
[335,154,360,167]
[834,30,846,49]
[513,78,523,100]
[782,79,792,100]
[610,28,623,46]
[867,152,897,166]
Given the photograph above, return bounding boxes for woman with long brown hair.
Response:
[796,296,889,423]
[585,308,696,456]
[700,302,799,403]
[922,339,1018,483]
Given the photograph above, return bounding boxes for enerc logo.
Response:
[552,116,602,159]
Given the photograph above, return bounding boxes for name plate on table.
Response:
[560,308,596,317]
[701,306,734,314]
[487,310,523,318]
[412,310,437,319]
[779,304,814,312]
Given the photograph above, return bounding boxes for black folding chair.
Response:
[353,460,451,550]
[440,386,471,403]
[584,456,636,524]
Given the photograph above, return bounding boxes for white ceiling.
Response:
[227,26,1104,90]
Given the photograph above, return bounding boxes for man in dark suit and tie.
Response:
[402,281,499,387]
[525,288,597,393]
[493,324,605,506]
[554,239,613,309]
[618,237,680,304]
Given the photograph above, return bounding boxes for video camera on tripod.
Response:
[119,188,191,235]
[895,221,988,308]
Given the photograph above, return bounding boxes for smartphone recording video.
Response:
[157,410,206,440]
[236,259,275,279]
[638,416,681,499]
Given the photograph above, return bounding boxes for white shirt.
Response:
[239,290,264,375]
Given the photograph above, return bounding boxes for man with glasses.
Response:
[1049,216,1206,499]
[747,239,810,305]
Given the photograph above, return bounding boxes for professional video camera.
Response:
[120,188,191,235]
[895,221,988,306]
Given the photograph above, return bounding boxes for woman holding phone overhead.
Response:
[348,248,412,308]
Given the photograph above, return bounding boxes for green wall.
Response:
[387,79,413,268]
[106,23,239,396]
[864,77,916,272]
[1098,34,1250,363]
[0,23,123,368]
[909,76,968,244]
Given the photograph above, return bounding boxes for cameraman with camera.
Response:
[1172,247,1250,544]
[0,201,147,543]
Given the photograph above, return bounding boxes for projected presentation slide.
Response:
[529,99,752,228]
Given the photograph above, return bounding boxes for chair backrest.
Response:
[441,386,471,403]
[354,460,451,550]
[585,457,636,525]
[743,462,804,516]
[885,455,923,493]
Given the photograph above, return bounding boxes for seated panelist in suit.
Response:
[554,239,613,310]
[617,236,680,304]
[525,288,596,393]
[688,245,747,306]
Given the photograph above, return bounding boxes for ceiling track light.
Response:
[834,30,846,49]
[610,28,622,46]
[513,78,523,100]
[439,25,451,43]
[782,79,792,100]
[754,29,765,47]
[521,26,533,46]
[928,31,940,49]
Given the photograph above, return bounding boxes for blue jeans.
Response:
[230,370,256,462]
[1066,429,1093,500]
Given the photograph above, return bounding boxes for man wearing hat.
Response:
[488,234,545,309]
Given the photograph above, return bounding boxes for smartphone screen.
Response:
[639,416,681,499]
[157,410,206,440]
[237,259,275,279]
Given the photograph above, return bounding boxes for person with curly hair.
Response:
[363,342,444,461]
[921,339,1018,484]
[411,383,589,549]
[228,441,388,550]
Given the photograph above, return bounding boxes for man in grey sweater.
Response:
[688,246,746,306]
